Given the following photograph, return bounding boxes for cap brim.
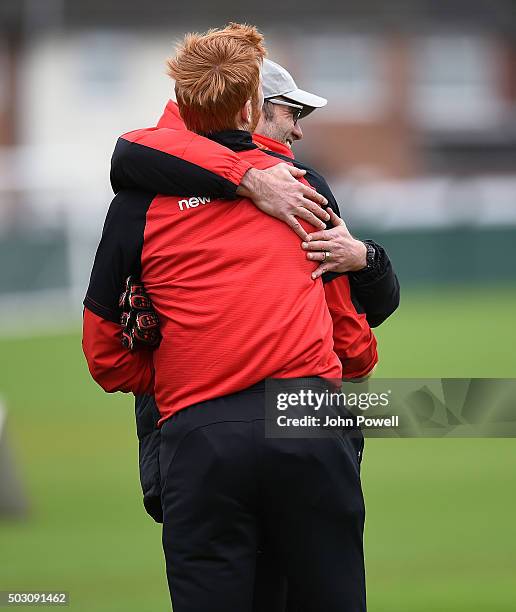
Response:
[282,88,327,110]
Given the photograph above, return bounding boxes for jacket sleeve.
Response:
[348,241,400,328]
[83,309,154,394]
[111,128,252,197]
[324,276,378,379]
[82,190,156,394]
[84,190,154,322]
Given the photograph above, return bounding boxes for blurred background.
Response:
[0,1,515,611]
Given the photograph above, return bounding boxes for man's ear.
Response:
[241,99,252,124]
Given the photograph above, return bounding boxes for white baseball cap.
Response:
[262,59,327,119]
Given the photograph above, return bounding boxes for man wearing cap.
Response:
[258,57,327,143]
[255,59,399,300]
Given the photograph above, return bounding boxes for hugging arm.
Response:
[299,169,400,324]
[111,128,251,198]
[348,242,400,328]
[111,127,329,239]
[82,190,155,395]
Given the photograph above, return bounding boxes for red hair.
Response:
[167,23,266,134]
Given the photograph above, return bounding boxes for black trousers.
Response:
[159,381,366,612]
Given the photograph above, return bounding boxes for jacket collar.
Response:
[156,100,185,129]
[252,133,295,159]
[156,100,292,156]
[156,101,256,151]
[206,130,257,152]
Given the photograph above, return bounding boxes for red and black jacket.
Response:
[83,126,378,423]
[93,101,395,522]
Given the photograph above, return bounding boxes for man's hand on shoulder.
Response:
[237,164,330,240]
[302,208,367,279]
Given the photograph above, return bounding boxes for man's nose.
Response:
[293,122,303,141]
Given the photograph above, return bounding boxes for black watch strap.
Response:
[363,241,377,270]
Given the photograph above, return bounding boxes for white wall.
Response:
[17,30,179,206]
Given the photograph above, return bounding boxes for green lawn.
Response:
[0,285,515,611]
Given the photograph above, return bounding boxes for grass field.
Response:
[1,285,515,611]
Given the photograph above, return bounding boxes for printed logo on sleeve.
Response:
[178,196,212,211]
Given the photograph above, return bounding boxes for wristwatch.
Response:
[363,240,377,270]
